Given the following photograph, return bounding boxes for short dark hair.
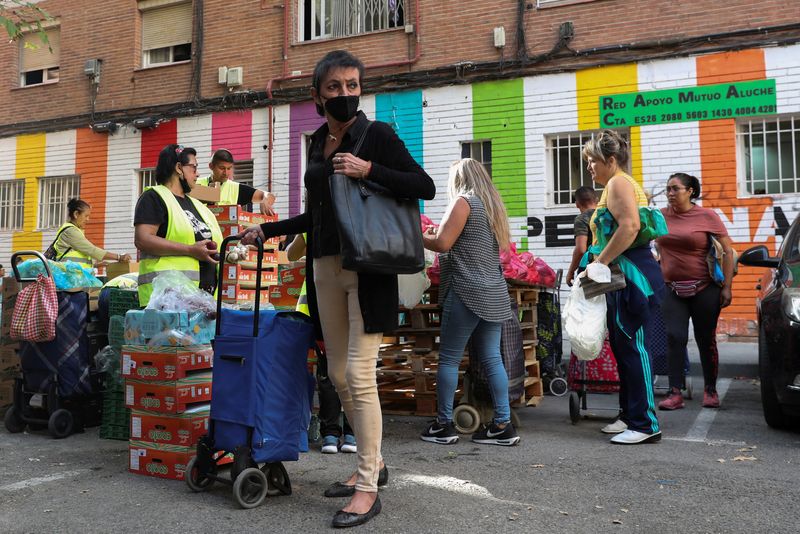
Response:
[573,186,598,205]
[155,144,197,185]
[211,149,234,166]
[67,198,90,221]
[669,172,702,201]
[312,50,365,114]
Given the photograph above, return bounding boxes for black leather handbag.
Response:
[328,122,425,275]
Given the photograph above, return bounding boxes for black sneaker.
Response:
[420,420,458,444]
[471,422,520,446]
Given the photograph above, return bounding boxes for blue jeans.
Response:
[437,291,511,425]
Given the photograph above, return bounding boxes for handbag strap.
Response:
[350,121,372,158]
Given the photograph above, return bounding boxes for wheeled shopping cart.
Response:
[3,251,102,438]
[185,237,316,509]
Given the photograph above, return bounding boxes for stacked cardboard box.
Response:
[122,309,214,480]
[0,277,21,415]
[268,262,306,310]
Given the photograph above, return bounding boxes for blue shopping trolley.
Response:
[185,237,316,509]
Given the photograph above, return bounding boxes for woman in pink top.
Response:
[656,173,735,410]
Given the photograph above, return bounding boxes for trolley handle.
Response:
[216,235,265,338]
[10,250,53,282]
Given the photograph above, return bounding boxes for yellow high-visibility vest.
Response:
[53,222,94,266]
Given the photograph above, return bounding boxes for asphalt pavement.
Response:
[1,341,798,533]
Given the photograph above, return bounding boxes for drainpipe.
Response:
[266,0,422,192]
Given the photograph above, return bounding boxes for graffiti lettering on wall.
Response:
[526,215,576,248]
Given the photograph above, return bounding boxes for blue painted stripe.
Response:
[636,327,659,433]
[376,90,425,211]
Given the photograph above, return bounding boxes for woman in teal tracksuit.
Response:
[581,130,668,445]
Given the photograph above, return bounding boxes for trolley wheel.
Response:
[683,376,693,400]
[453,404,481,434]
[185,456,215,492]
[549,377,568,397]
[48,409,73,439]
[232,467,269,509]
[4,407,25,433]
[569,392,581,424]
[264,462,292,496]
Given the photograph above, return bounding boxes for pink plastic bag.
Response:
[427,255,441,285]
[534,257,557,287]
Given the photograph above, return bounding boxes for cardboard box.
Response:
[277,264,306,288]
[209,205,276,226]
[0,381,13,408]
[219,283,271,304]
[121,345,213,381]
[2,277,20,299]
[129,406,209,446]
[267,284,303,309]
[189,184,221,203]
[124,373,212,414]
[124,309,215,346]
[106,261,139,281]
[128,441,193,480]
[220,265,278,288]
[0,345,20,379]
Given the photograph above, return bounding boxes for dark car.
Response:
[739,214,800,429]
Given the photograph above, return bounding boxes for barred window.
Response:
[38,175,80,229]
[738,115,800,195]
[0,180,25,231]
[545,130,628,206]
[461,140,492,176]
[138,168,157,194]
[300,0,404,41]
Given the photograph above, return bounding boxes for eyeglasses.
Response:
[666,186,688,193]
[181,163,198,171]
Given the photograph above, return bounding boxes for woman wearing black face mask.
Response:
[240,50,435,528]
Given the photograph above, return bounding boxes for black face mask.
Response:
[323,95,360,122]
[179,176,192,195]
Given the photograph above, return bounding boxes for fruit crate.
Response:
[108,288,140,318]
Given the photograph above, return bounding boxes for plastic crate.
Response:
[108,315,125,349]
[108,288,140,318]
[99,424,129,441]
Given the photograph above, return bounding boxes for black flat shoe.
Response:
[331,496,381,528]
[323,466,389,498]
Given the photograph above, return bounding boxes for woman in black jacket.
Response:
[241,50,435,528]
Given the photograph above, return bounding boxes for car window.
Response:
[783,216,800,262]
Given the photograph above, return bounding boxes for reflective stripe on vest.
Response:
[296,280,309,316]
[54,222,94,265]
[137,185,223,306]
[195,177,240,206]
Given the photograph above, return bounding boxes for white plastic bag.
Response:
[398,270,431,309]
[562,278,607,361]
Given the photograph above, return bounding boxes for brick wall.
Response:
[2,0,798,128]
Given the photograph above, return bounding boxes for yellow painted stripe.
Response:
[576,63,643,185]
[12,134,45,252]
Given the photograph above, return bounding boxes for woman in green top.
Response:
[53,198,131,265]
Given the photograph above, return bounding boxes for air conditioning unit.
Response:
[226,67,243,87]
[84,59,101,78]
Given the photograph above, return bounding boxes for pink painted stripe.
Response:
[212,111,252,161]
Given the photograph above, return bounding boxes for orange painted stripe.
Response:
[697,49,770,327]
[75,128,108,249]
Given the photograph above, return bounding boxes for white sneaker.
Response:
[321,435,339,454]
[610,430,662,445]
[601,419,628,434]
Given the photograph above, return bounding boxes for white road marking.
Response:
[0,470,86,492]
[684,378,731,442]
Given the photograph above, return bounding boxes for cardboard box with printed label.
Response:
[128,441,193,480]
[121,345,213,381]
[267,284,303,309]
[129,405,209,446]
[124,372,212,414]
[220,265,278,288]
[277,264,306,289]
[219,283,271,304]
[209,205,276,226]
[218,222,281,244]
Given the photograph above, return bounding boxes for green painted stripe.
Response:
[636,327,659,433]
[472,79,526,217]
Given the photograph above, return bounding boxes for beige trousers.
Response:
[313,255,384,492]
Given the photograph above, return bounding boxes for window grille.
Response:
[461,140,492,176]
[738,115,800,195]
[0,180,25,231]
[301,0,404,41]
[38,175,80,229]
[138,168,157,194]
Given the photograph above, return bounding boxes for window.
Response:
[545,130,628,206]
[461,140,492,175]
[140,0,192,67]
[138,168,157,194]
[19,27,60,87]
[300,0,404,41]
[738,115,800,196]
[38,175,80,229]
[234,159,255,211]
[0,180,25,231]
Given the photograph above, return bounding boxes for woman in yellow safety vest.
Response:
[133,144,223,306]
[52,198,132,266]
